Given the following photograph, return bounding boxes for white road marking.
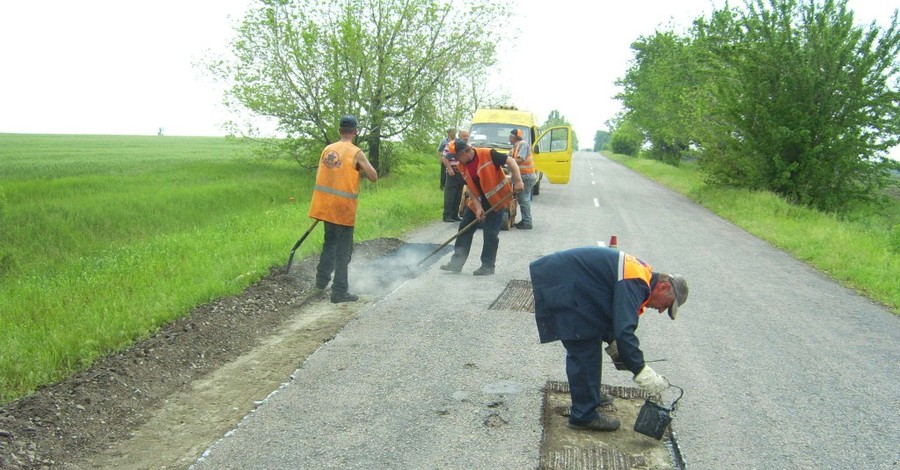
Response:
[593,198,600,207]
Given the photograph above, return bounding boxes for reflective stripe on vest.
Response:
[308,141,361,226]
[460,148,513,208]
[510,141,535,173]
[617,251,653,315]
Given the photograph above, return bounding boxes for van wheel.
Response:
[532,177,541,196]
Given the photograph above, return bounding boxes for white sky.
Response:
[0,0,896,158]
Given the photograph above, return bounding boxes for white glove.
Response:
[634,365,669,395]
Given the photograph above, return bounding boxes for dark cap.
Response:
[447,138,470,155]
[666,274,689,320]
[339,115,358,129]
[510,128,524,139]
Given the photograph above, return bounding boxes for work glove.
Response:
[634,365,669,395]
[605,341,627,370]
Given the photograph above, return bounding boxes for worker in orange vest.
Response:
[440,139,524,275]
[509,128,536,229]
[308,115,378,303]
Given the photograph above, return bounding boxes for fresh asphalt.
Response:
[191,152,900,469]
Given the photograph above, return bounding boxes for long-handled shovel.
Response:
[409,191,515,273]
[285,219,320,274]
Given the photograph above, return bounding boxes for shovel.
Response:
[409,191,515,274]
[285,219,320,274]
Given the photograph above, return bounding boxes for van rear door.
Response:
[533,126,573,184]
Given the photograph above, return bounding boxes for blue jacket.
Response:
[529,246,658,375]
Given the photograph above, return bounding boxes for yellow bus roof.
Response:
[471,108,537,127]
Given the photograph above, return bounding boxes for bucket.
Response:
[634,384,683,440]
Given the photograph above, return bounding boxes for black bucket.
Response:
[634,384,683,440]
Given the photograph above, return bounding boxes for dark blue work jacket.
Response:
[529,246,658,375]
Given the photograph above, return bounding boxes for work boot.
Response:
[440,263,462,273]
[567,414,620,432]
[514,221,532,230]
[599,392,614,407]
[472,266,494,276]
[331,292,359,304]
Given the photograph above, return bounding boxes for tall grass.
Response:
[0,134,442,403]
[605,152,899,313]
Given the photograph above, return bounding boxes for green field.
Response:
[0,134,442,403]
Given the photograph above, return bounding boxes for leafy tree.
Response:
[212,0,507,173]
[694,0,900,210]
[593,130,611,151]
[608,116,645,156]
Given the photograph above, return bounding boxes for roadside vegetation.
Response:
[0,134,442,404]
[604,151,900,315]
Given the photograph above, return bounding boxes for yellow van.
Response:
[468,107,573,195]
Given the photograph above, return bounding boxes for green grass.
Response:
[604,151,900,314]
[0,134,442,403]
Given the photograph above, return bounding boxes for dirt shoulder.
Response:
[0,238,403,469]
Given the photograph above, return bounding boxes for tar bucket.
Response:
[634,384,684,440]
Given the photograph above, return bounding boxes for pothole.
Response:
[489,279,534,312]
[540,381,686,470]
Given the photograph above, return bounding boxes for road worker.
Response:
[440,139,524,275]
[529,246,688,431]
[308,115,378,303]
[509,128,536,229]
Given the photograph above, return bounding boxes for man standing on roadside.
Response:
[436,128,456,191]
[509,128,536,229]
[441,129,468,222]
[308,115,378,303]
[529,246,689,431]
[440,139,524,276]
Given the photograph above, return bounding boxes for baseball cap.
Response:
[340,115,358,129]
[510,129,524,139]
[447,138,470,155]
[667,274,689,320]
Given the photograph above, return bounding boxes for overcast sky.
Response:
[0,0,896,157]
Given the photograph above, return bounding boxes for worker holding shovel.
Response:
[308,115,378,303]
[529,246,688,431]
[440,139,524,276]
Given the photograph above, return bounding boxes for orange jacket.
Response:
[458,147,513,209]
[308,141,361,226]
[510,140,535,174]
[620,253,653,316]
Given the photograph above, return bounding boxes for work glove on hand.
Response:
[634,365,669,395]
[605,341,627,371]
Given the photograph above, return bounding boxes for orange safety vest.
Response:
[618,252,654,315]
[510,140,535,174]
[458,148,513,209]
[308,141,361,226]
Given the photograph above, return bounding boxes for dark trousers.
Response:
[439,163,447,190]
[442,172,464,220]
[561,339,603,424]
[446,200,505,269]
[316,222,354,294]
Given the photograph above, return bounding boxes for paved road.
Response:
[192,152,900,469]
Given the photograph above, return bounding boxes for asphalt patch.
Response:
[489,279,535,312]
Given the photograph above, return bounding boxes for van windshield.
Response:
[469,124,529,150]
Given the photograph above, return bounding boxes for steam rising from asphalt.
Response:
[347,243,451,296]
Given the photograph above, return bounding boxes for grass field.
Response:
[0,134,442,403]
[604,151,900,315]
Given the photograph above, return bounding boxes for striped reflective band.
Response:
[483,179,507,199]
[314,184,358,200]
[617,251,626,281]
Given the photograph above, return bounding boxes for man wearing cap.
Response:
[440,139,524,276]
[509,128,536,229]
[529,246,689,431]
[308,115,378,303]
[441,130,467,222]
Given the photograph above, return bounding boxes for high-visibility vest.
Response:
[618,252,653,315]
[308,141,361,226]
[510,140,535,174]
[459,148,513,208]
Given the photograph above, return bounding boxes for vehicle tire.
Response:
[532,174,541,196]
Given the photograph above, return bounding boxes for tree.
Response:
[213,0,508,172]
[694,0,900,210]
[593,130,611,151]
